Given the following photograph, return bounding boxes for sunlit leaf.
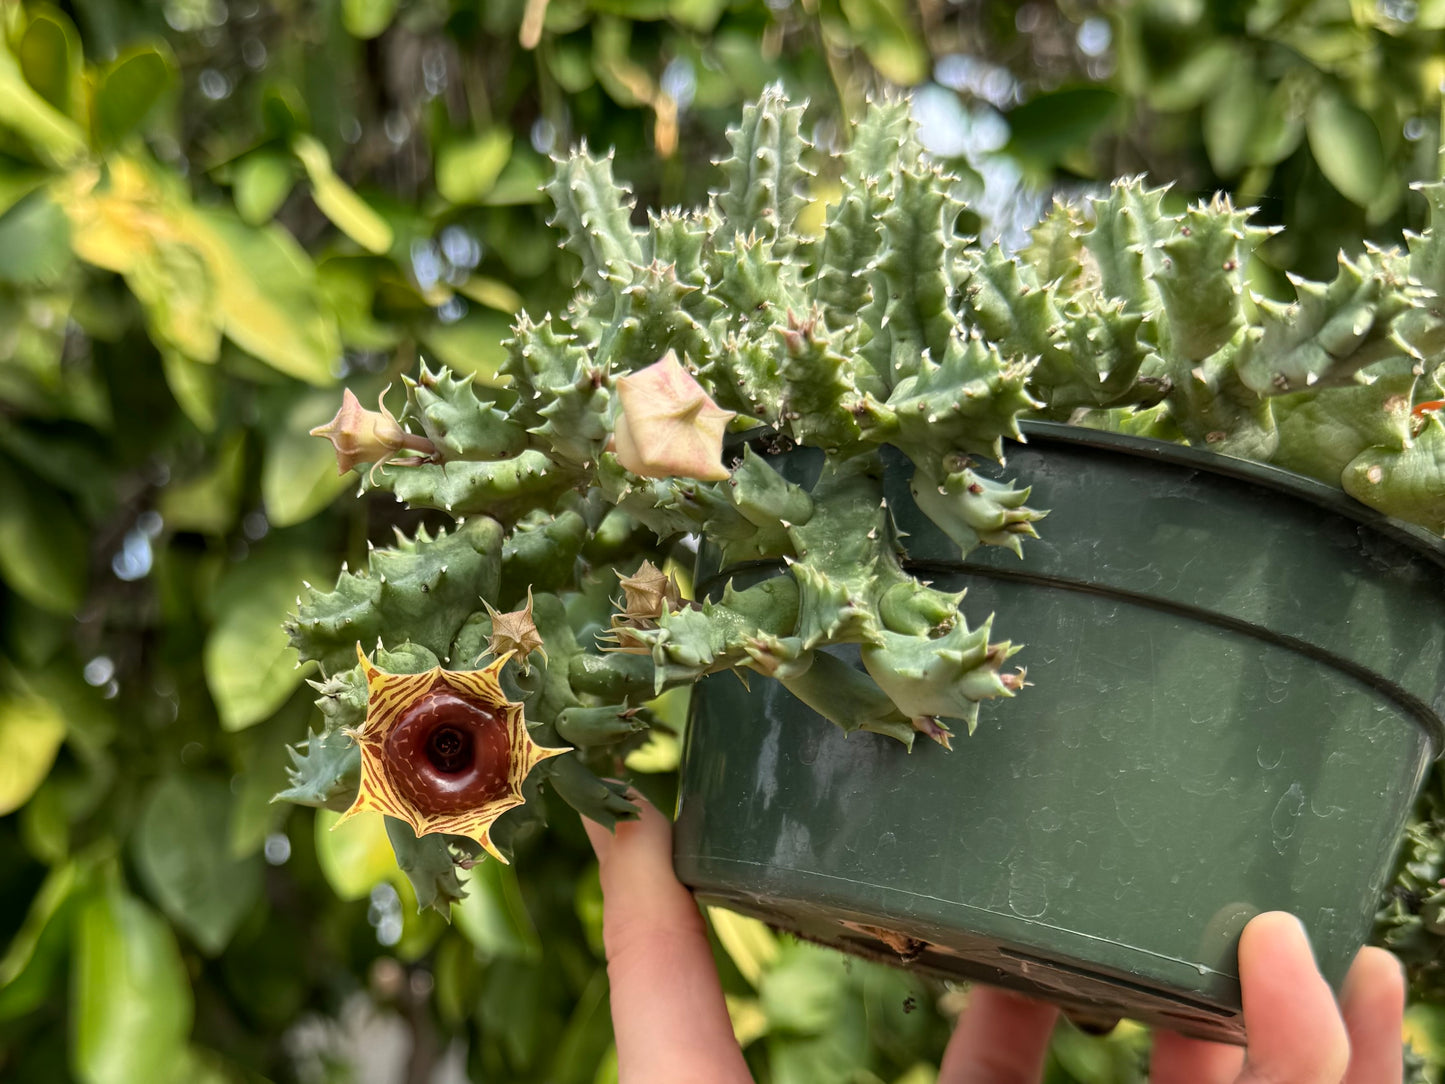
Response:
[456,275,524,313]
[436,129,513,205]
[0,685,66,815]
[232,147,295,225]
[193,209,341,384]
[132,775,264,955]
[342,0,400,38]
[71,877,193,1084]
[161,349,219,432]
[0,36,87,161]
[292,134,393,254]
[838,0,929,85]
[314,809,397,900]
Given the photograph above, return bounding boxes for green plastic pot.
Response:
[673,421,1445,1044]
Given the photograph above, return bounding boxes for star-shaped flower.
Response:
[609,351,736,481]
[334,644,569,862]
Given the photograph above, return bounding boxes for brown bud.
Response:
[311,388,438,481]
[615,560,682,622]
[482,587,548,674]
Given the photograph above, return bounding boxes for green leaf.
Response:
[0,685,66,816]
[1005,87,1120,172]
[0,168,48,218]
[132,776,263,955]
[232,148,295,225]
[436,129,513,205]
[292,134,393,254]
[838,0,929,85]
[482,149,549,206]
[71,877,193,1084]
[1201,50,1263,178]
[454,860,542,959]
[314,809,397,900]
[0,37,87,161]
[193,209,341,385]
[158,433,244,534]
[262,389,353,527]
[0,459,87,614]
[18,8,83,119]
[160,349,218,432]
[95,45,177,147]
[0,862,77,1020]
[421,310,512,381]
[0,190,71,286]
[342,0,400,38]
[1306,89,1385,207]
[203,539,328,731]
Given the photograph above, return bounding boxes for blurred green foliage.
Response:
[0,1,1442,1082]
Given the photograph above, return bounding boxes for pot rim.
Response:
[1015,420,1445,570]
[723,420,1445,570]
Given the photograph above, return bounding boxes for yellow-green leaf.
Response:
[293,134,393,254]
[314,809,397,900]
[0,37,87,161]
[0,688,66,816]
[707,906,779,987]
[71,879,193,1084]
[160,349,219,432]
[342,0,400,38]
[232,147,294,225]
[456,275,523,313]
[454,860,542,960]
[191,209,341,385]
[437,129,514,205]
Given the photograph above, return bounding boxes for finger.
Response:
[1235,912,1350,1084]
[1147,1029,1245,1084]
[938,984,1057,1084]
[1340,947,1404,1084]
[583,799,752,1084]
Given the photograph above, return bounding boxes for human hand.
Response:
[582,796,1406,1084]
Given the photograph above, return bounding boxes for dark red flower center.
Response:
[383,688,511,816]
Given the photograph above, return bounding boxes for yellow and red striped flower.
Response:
[335,645,569,862]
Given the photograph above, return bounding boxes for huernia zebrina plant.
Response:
[280,87,1445,912]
